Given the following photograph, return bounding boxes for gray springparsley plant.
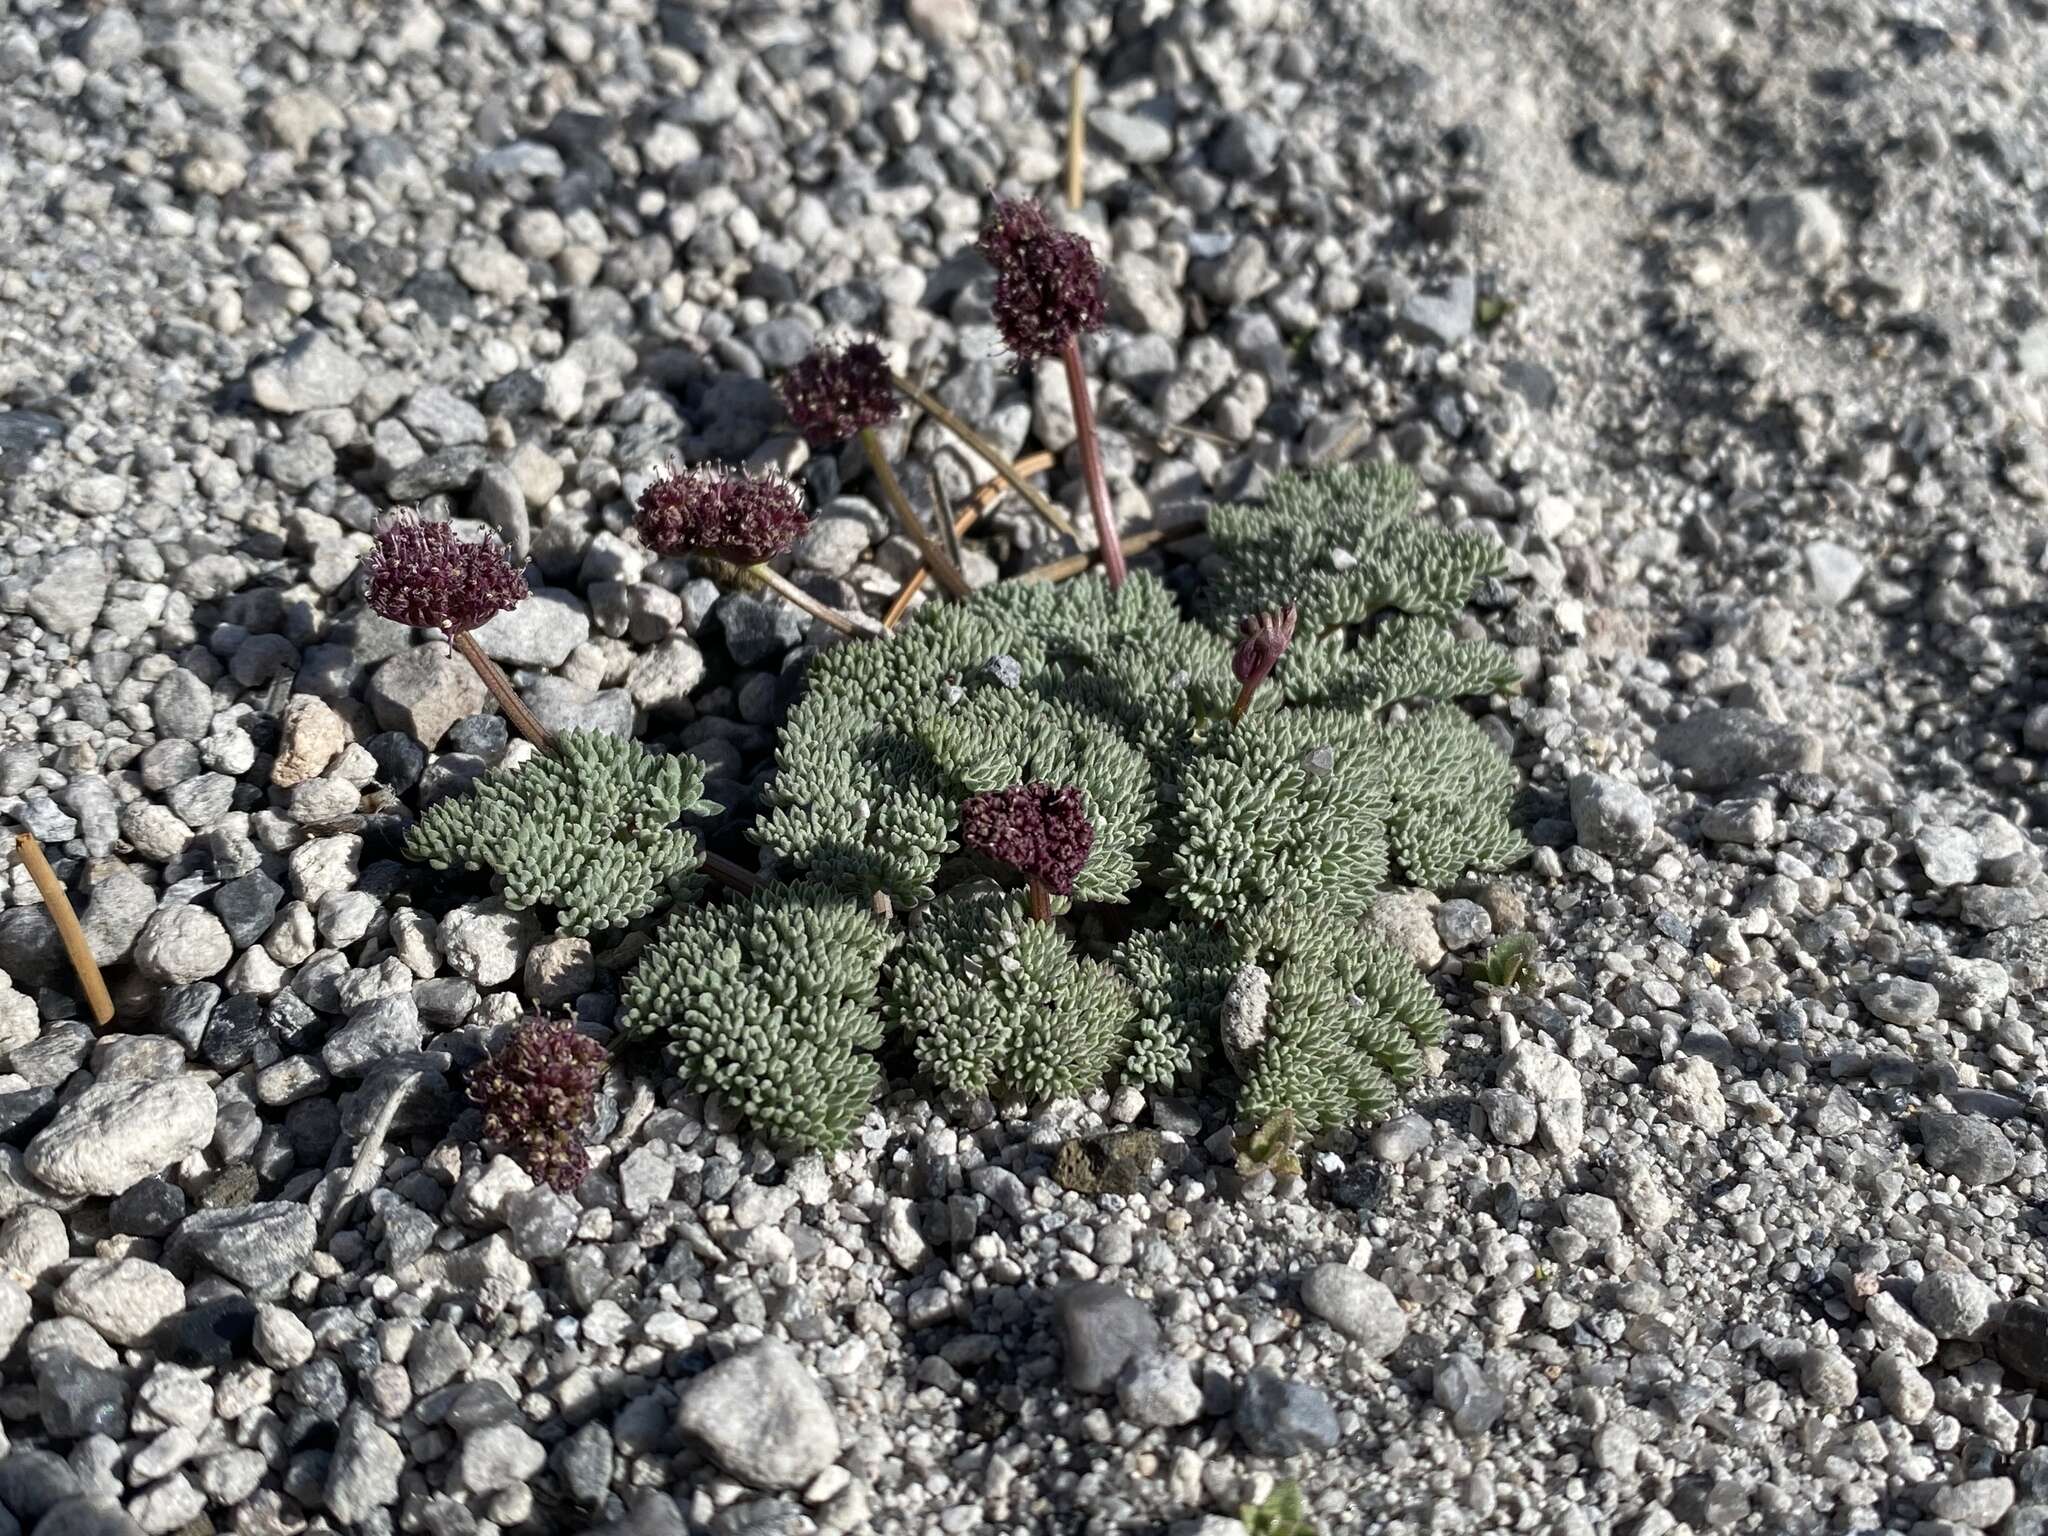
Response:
[619,463,1527,1151]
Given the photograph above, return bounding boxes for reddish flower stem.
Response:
[1060,336,1123,592]
[1229,678,1261,724]
[1027,876,1053,924]
[452,631,558,758]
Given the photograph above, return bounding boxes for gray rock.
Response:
[401,387,488,450]
[1106,254,1185,341]
[249,330,367,414]
[26,548,109,634]
[168,1203,317,1297]
[1996,1299,2048,1386]
[1803,540,1864,606]
[556,1422,614,1508]
[715,592,807,668]
[1369,1113,1431,1164]
[1089,107,1173,165]
[441,901,537,988]
[743,319,813,371]
[1914,825,1981,888]
[1209,113,1283,179]
[1655,708,1823,788]
[1300,1265,1406,1358]
[23,1498,143,1536]
[53,1257,185,1346]
[1747,189,1846,272]
[1497,1044,1584,1156]
[791,517,871,577]
[453,1420,546,1495]
[675,1341,840,1491]
[1433,1353,1505,1435]
[322,994,422,1076]
[470,588,588,669]
[1927,1479,2015,1529]
[387,446,491,499]
[69,7,143,68]
[1569,772,1655,859]
[1919,1112,2016,1188]
[26,1076,217,1198]
[905,0,978,42]
[1913,1270,1993,1340]
[132,905,232,985]
[1397,273,1476,348]
[0,1446,78,1522]
[1114,1350,1203,1427]
[1235,1370,1340,1456]
[525,677,634,739]
[369,646,488,750]
[325,1406,403,1524]
[627,639,707,713]
[78,873,155,968]
[1860,976,1938,1027]
[1055,1282,1160,1394]
[150,669,215,740]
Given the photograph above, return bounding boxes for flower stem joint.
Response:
[958,782,1094,921]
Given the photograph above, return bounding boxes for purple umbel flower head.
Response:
[1233,605,1299,688]
[1230,604,1297,720]
[364,512,529,635]
[468,1012,608,1192]
[959,782,1094,898]
[781,340,899,445]
[634,464,812,565]
[975,196,1107,362]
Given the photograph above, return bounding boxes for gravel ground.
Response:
[3,1,2048,1533]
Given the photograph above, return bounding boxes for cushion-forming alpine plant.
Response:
[623,462,1527,1155]
[365,191,1529,1181]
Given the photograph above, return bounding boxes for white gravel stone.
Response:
[1300,1264,1407,1358]
[676,1341,841,1490]
[26,1076,217,1197]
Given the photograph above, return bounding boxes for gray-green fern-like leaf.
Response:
[886,886,1136,1102]
[1202,462,1509,634]
[1232,918,1450,1134]
[1380,705,1528,885]
[406,730,715,936]
[616,887,890,1151]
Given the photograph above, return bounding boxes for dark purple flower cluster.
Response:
[959,782,1095,896]
[468,1013,608,1191]
[781,340,899,445]
[634,464,812,565]
[1232,605,1299,689]
[976,196,1107,361]
[364,513,529,635]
